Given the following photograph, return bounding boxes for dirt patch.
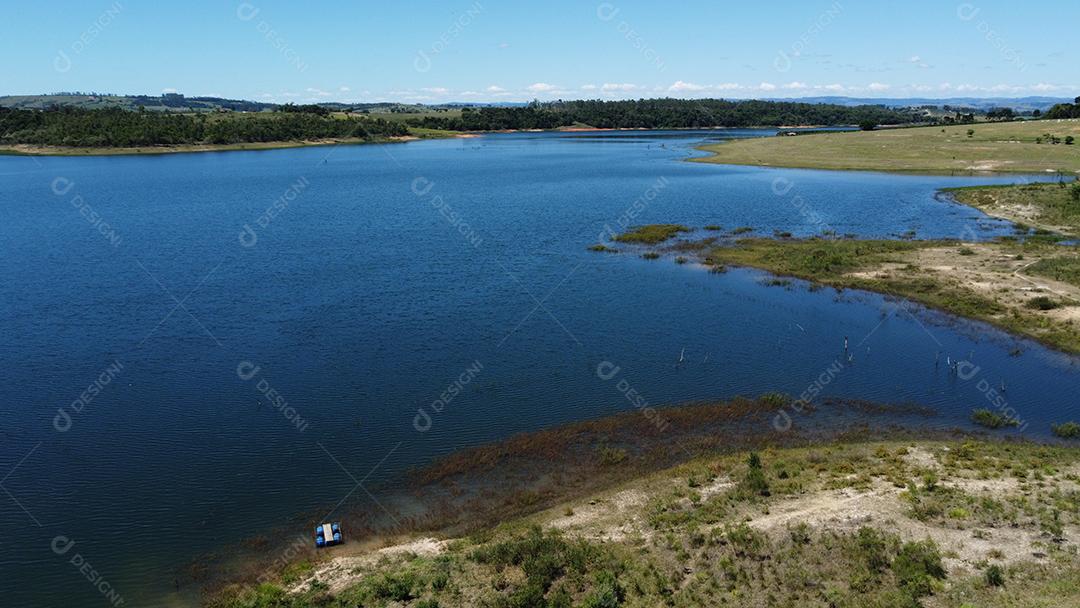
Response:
[289,537,447,595]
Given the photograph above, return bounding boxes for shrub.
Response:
[893,540,946,596]
[1066,135,1075,145]
[741,452,770,497]
[1025,295,1060,310]
[641,251,660,260]
[854,527,891,573]
[581,570,624,608]
[1070,182,1080,202]
[859,120,877,131]
[985,564,1005,587]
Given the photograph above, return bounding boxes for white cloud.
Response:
[161,87,178,94]
[822,83,845,92]
[486,85,506,93]
[339,86,351,92]
[527,82,558,93]
[305,87,333,97]
[908,55,930,69]
[782,81,808,90]
[601,83,641,92]
[867,82,891,91]
[421,87,450,95]
[581,84,598,91]
[758,82,777,91]
[668,80,706,92]
[1032,82,1058,92]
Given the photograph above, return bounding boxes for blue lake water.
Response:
[1,130,1078,606]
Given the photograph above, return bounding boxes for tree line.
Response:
[1045,97,1080,119]
[405,98,923,131]
[0,106,407,147]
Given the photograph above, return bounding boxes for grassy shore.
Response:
[688,236,1080,354]
[945,182,1080,236]
[692,119,1080,174]
[210,433,1080,608]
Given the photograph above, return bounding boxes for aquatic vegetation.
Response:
[1052,421,1080,439]
[587,243,618,253]
[641,251,660,260]
[970,408,1019,429]
[613,224,690,244]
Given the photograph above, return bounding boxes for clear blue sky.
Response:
[3,0,1075,103]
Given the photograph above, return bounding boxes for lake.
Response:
[1,129,1077,606]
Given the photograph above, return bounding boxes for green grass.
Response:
[613,224,691,245]
[1027,256,1080,287]
[692,119,1080,174]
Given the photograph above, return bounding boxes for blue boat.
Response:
[315,522,343,548]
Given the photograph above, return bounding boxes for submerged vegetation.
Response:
[971,408,1020,429]
[1053,422,1080,439]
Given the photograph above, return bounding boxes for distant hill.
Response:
[0,93,278,112]
[3,93,1071,114]
[771,96,1072,112]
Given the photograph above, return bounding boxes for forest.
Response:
[0,106,407,147]
[405,98,924,131]
[1045,97,1080,119]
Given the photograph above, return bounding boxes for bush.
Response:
[580,570,624,608]
[893,540,946,596]
[859,120,877,131]
[1070,182,1080,202]
[1025,295,1060,310]
[741,452,770,497]
[985,564,1005,587]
